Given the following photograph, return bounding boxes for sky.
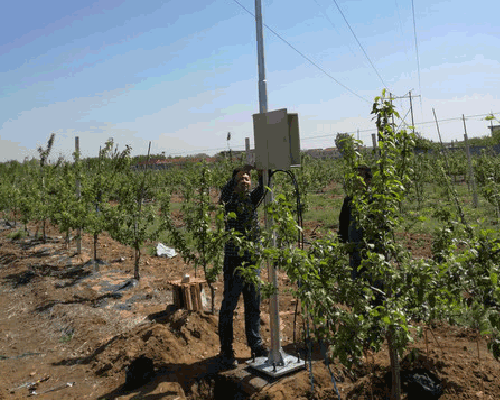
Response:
[1,0,499,162]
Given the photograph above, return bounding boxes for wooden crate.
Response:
[169,278,206,311]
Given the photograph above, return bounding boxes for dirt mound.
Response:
[2,219,500,399]
[92,309,220,377]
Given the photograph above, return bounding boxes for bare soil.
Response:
[1,219,499,399]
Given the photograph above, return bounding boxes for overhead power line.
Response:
[300,111,500,142]
[231,0,371,103]
[411,0,423,121]
[330,0,390,90]
[152,112,498,157]
[311,0,360,61]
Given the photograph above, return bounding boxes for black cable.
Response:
[319,330,342,399]
[268,169,306,351]
[305,306,315,394]
[271,169,341,397]
[269,169,304,247]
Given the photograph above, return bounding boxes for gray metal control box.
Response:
[253,108,301,170]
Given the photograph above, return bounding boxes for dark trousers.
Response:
[218,253,263,353]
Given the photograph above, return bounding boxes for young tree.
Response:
[160,162,226,313]
[104,145,159,280]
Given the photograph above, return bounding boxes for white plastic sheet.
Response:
[156,243,177,258]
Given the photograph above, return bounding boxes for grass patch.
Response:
[59,334,73,343]
[7,230,27,240]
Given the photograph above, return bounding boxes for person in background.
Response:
[338,166,386,348]
[217,166,269,369]
[338,166,373,280]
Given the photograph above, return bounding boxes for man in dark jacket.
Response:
[338,166,373,280]
[338,166,386,313]
[217,166,268,369]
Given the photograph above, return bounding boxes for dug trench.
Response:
[1,219,500,399]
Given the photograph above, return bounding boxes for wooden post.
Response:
[463,115,478,208]
[134,141,151,280]
[75,137,82,254]
[372,133,377,157]
[245,137,252,166]
[387,330,402,400]
[94,146,101,271]
[409,91,415,136]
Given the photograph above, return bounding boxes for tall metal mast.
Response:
[254,0,283,367]
[255,0,268,115]
[250,0,305,378]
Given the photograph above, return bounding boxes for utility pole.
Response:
[409,91,415,136]
[227,132,232,162]
[390,92,421,134]
[389,92,395,132]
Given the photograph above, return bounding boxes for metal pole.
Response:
[255,0,283,367]
[255,0,268,115]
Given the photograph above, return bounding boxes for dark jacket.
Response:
[339,194,388,257]
[338,196,364,246]
[219,176,265,257]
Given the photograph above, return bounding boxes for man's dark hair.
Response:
[232,166,252,179]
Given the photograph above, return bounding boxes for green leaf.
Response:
[491,272,498,286]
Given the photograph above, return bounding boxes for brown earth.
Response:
[0,219,499,400]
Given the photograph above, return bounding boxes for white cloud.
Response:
[0,138,36,161]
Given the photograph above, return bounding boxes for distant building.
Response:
[488,125,500,134]
[303,148,341,159]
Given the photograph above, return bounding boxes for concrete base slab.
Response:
[247,353,306,378]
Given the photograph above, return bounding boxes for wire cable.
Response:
[394,0,408,61]
[330,0,390,90]
[231,0,371,103]
[311,0,360,61]
[300,111,500,142]
[153,110,499,158]
[411,0,424,123]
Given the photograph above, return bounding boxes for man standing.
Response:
[338,166,385,331]
[217,166,268,369]
[338,166,373,280]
